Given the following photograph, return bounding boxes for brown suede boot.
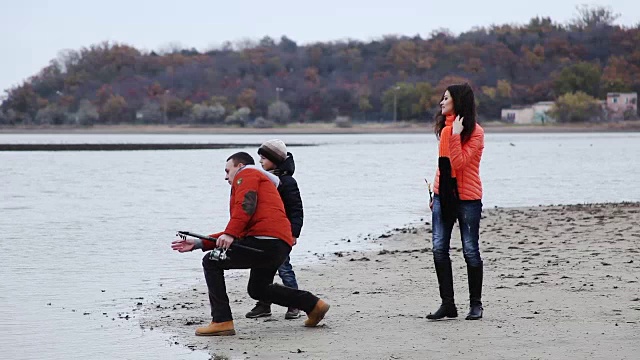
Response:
[304,299,330,327]
[195,320,236,336]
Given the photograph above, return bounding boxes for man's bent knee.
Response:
[202,254,223,270]
[247,283,268,301]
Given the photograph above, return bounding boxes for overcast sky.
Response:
[1,0,638,94]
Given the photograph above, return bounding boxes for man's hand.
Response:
[452,115,464,135]
[293,237,297,246]
[216,234,235,249]
[171,239,195,253]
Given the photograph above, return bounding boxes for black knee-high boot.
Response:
[427,259,458,319]
[465,264,483,320]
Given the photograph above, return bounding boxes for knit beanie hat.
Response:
[258,139,287,165]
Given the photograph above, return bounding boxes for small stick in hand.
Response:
[424,178,433,202]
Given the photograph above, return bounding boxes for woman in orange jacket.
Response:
[427,83,485,321]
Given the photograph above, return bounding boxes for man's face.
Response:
[225,159,243,185]
[259,155,276,171]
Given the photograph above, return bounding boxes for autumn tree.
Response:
[477,80,513,119]
[388,40,417,70]
[35,104,65,125]
[357,97,373,119]
[570,5,619,29]
[138,101,163,124]
[75,99,99,126]
[552,62,602,98]
[267,101,291,124]
[3,84,39,122]
[415,82,436,116]
[549,92,602,122]
[100,95,129,123]
[191,103,225,124]
[208,96,233,114]
[225,107,251,127]
[165,98,191,121]
[236,88,257,110]
[382,82,435,121]
[278,36,298,53]
[0,109,7,125]
[601,56,639,93]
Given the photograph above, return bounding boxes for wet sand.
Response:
[140,202,640,359]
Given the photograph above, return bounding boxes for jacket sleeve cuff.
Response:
[292,226,301,238]
[202,240,216,251]
[223,223,242,238]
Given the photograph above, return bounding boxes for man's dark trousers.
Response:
[202,236,319,322]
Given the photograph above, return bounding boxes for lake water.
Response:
[1,132,639,359]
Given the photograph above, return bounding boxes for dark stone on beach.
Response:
[350,257,370,261]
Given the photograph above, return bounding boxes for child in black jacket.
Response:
[245,139,304,320]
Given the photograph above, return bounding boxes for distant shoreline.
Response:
[0,143,315,151]
[2,121,640,135]
[1,121,640,135]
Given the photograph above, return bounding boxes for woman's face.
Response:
[440,90,454,116]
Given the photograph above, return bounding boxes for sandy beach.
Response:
[140,202,640,359]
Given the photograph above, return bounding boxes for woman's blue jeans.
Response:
[432,195,483,267]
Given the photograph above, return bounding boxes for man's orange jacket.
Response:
[206,167,293,250]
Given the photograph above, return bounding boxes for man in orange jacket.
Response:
[171,152,329,336]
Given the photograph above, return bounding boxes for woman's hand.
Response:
[452,115,464,135]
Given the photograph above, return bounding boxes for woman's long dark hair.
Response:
[434,83,477,144]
